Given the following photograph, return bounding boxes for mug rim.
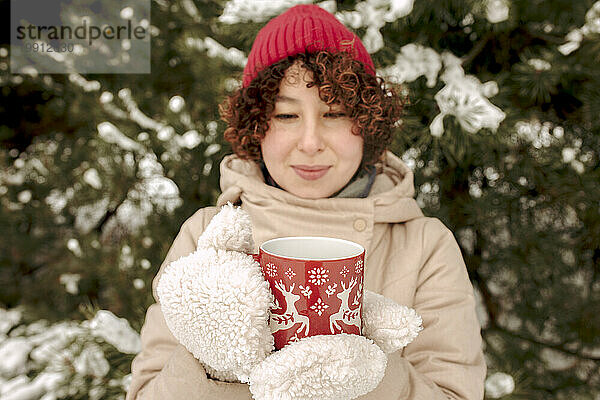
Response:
[260,236,365,261]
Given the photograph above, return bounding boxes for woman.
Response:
[128,4,485,400]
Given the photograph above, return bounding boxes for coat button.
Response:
[353,218,367,232]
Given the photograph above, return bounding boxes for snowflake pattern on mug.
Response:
[308,267,329,286]
[299,284,312,298]
[340,266,349,277]
[310,297,329,316]
[354,260,363,275]
[284,267,296,280]
[264,263,278,277]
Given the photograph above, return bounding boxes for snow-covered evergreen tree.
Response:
[1,0,599,398]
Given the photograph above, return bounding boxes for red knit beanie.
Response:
[242,4,375,87]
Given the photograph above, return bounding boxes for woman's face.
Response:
[260,63,364,199]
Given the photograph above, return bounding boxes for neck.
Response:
[259,162,377,199]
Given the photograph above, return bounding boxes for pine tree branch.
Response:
[465,226,500,324]
[94,205,119,234]
[17,247,68,276]
[490,324,600,362]
[591,247,600,300]
[525,29,564,45]
[17,261,46,276]
[467,228,600,363]
[461,32,494,68]
[94,154,140,234]
[470,267,499,323]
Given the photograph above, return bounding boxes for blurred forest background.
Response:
[1,0,599,399]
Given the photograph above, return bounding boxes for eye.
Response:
[274,113,297,120]
[324,112,347,118]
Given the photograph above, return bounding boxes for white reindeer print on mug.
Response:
[269,280,310,336]
[329,276,362,334]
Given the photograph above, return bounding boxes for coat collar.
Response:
[216,151,423,224]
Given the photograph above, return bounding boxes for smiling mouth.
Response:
[292,165,331,180]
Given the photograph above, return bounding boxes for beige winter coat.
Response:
[127,151,486,400]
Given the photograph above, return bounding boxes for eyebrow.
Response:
[274,95,298,103]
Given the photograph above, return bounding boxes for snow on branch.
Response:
[185,37,247,67]
[430,53,505,137]
[218,0,312,24]
[336,0,414,53]
[558,1,600,55]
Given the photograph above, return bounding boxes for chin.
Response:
[288,186,334,199]
[291,191,328,199]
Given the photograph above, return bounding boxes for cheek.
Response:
[260,130,290,162]
[340,134,364,164]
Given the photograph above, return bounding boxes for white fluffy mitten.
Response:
[362,290,423,354]
[249,334,387,400]
[156,203,274,383]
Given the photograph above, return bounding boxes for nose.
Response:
[297,119,325,154]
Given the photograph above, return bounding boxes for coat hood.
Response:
[216,151,423,224]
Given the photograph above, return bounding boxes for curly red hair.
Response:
[219,51,404,172]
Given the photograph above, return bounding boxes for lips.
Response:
[292,165,331,180]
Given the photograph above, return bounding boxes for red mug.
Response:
[252,236,365,350]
